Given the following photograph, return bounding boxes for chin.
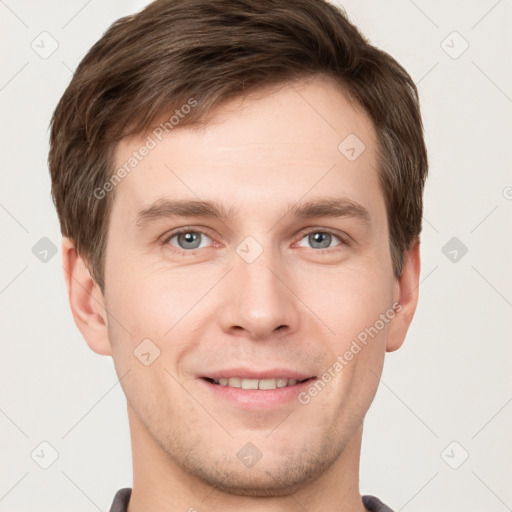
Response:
[185,445,339,497]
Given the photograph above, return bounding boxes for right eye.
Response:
[164,230,214,251]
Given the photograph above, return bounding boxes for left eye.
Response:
[166,231,212,250]
[296,231,342,250]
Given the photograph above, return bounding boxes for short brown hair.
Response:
[49,0,428,292]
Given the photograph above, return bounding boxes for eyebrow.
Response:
[135,197,371,228]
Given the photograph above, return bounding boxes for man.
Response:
[48,1,427,511]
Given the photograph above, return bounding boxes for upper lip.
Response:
[201,368,315,381]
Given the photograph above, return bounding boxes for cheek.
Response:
[105,253,202,337]
[294,263,395,338]
[294,263,394,407]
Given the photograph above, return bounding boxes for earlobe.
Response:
[386,239,421,352]
[61,237,112,356]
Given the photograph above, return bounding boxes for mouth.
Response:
[202,376,313,390]
[198,368,317,409]
[198,371,317,410]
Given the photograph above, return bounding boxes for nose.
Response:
[217,244,301,340]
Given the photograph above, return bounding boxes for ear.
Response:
[61,237,112,356]
[386,239,421,352]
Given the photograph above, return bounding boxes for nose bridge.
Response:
[218,236,299,338]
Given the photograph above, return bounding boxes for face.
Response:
[97,76,407,495]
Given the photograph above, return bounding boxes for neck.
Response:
[126,403,367,512]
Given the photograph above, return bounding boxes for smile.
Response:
[203,377,310,390]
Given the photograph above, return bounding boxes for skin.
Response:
[62,75,420,512]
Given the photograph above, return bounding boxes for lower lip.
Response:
[199,378,315,410]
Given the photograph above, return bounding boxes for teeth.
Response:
[258,378,278,390]
[241,378,259,390]
[211,377,304,389]
[227,377,241,388]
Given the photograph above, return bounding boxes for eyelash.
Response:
[161,227,349,255]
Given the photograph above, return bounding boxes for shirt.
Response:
[109,487,395,512]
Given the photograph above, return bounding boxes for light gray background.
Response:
[1,1,511,511]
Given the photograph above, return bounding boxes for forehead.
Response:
[110,76,382,226]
